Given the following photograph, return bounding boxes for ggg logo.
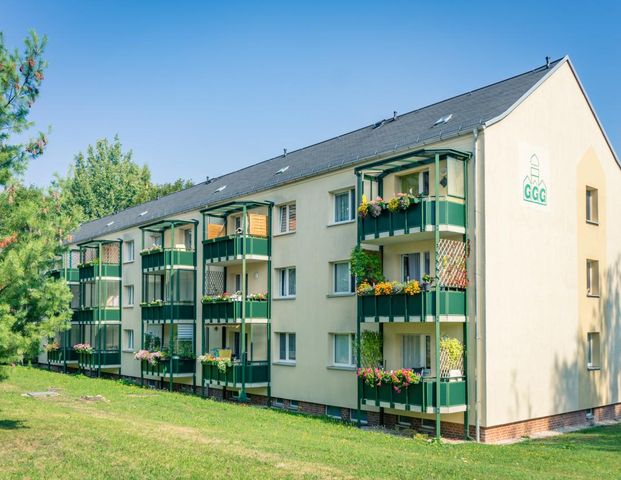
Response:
[523,154,547,206]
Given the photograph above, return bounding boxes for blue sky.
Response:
[4,0,620,187]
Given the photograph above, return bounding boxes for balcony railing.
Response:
[360,378,466,412]
[141,303,195,322]
[203,235,268,264]
[359,199,465,242]
[74,307,121,322]
[202,361,269,387]
[47,349,79,363]
[78,263,121,280]
[141,248,195,271]
[49,268,80,283]
[77,350,121,368]
[202,300,268,324]
[141,357,195,376]
[358,289,466,322]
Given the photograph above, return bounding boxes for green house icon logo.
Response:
[523,154,547,205]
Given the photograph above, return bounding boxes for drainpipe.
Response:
[471,128,481,442]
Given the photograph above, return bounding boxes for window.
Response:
[333,262,355,294]
[234,274,248,294]
[402,252,431,281]
[124,329,134,351]
[183,229,193,250]
[124,240,135,262]
[587,259,600,296]
[70,284,80,310]
[175,324,194,356]
[403,335,431,370]
[124,285,134,307]
[149,233,162,247]
[587,332,601,369]
[350,409,368,425]
[333,333,355,367]
[272,398,284,409]
[397,415,413,427]
[97,324,119,350]
[278,203,296,233]
[400,170,430,196]
[586,187,599,224]
[334,189,355,223]
[278,333,296,362]
[326,405,342,419]
[278,267,296,297]
[288,400,299,411]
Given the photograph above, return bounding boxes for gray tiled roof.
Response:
[71,58,563,243]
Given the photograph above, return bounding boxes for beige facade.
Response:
[40,58,621,441]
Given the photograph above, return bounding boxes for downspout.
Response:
[471,128,481,442]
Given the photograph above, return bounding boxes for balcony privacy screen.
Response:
[437,239,467,289]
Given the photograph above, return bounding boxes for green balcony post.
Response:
[434,152,441,440]
[239,205,248,402]
[267,203,273,406]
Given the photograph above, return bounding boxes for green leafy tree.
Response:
[64,136,193,220]
[0,31,80,376]
[65,136,152,220]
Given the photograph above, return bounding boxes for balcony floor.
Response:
[361,227,464,245]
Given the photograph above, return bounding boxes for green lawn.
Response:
[0,367,619,479]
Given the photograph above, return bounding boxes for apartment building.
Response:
[41,56,621,442]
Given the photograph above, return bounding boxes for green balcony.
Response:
[203,235,269,264]
[74,307,121,322]
[141,249,195,271]
[360,378,466,412]
[50,268,80,283]
[141,303,195,322]
[202,300,268,324]
[203,361,269,387]
[78,263,121,280]
[359,199,465,242]
[47,349,79,363]
[141,357,195,376]
[358,289,466,322]
[77,350,121,369]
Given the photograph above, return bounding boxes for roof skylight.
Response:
[276,166,289,174]
[216,185,227,192]
[139,210,148,216]
[106,221,114,227]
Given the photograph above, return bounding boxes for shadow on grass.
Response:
[0,419,28,430]
[528,424,621,453]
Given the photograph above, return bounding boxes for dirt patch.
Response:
[126,394,159,398]
[21,391,59,398]
[80,395,108,402]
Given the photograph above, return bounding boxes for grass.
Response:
[0,367,619,479]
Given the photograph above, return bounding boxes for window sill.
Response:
[587,366,601,371]
[327,219,355,228]
[272,361,296,367]
[122,349,135,354]
[326,293,355,298]
[587,294,601,298]
[123,260,135,264]
[273,296,296,301]
[586,220,599,226]
[327,365,356,372]
[123,305,134,309]
[273,231,296,238]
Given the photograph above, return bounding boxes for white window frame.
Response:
[332,261,354,294]
[277,332,296,363]
[277,267,296,298]
[124,240,135,263]
[277,203,296,234]
[587,332,601,369]
[402,334,431,371]
[124,285,134,307]
[401,251,431,281]
[587,259,600,297]
[123,329,134,351]
[333,188,355,224]
[586,186,599,224]
[332,333,355,367]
